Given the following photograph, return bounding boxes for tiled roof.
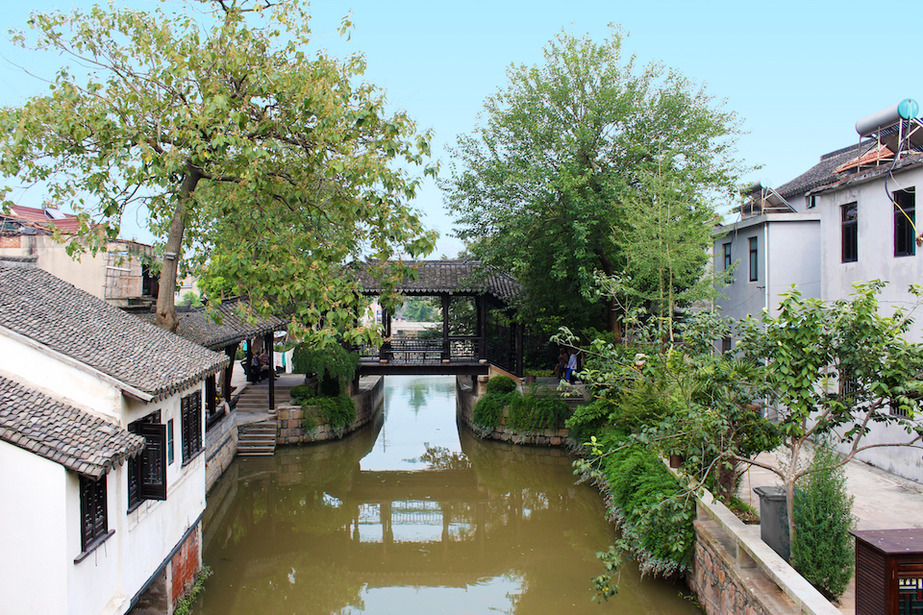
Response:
[776,141,923,199]
[135,297,287,350]
[0,264,229,401]
[3,205,82,234]
[355,260,521,303]
[0,375,144,478]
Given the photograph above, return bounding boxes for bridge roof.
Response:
[356,260,520,302]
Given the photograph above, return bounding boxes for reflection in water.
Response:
[198,376,700,614]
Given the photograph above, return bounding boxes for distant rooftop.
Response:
[354,260,521,303]
[135,297,287,351]
[2,204,83,235]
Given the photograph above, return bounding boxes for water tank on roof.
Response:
[855,99,919,136]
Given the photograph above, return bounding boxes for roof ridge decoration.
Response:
[0,264,228,401]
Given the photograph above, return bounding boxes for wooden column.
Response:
[476,296,487,360]
[223,342,238,402]
[245,342,254,383]
[381,307,392,361]
[442,294,451,360]
[265,332,275,410]
[515,321,524,377]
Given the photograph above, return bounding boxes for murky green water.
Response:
[198,376,700,614]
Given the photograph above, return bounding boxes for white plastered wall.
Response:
[0,330,123,422]
[0,442,69,615]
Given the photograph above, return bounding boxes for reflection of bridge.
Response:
[355,260,524,377]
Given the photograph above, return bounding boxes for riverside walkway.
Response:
[739,449,923,613]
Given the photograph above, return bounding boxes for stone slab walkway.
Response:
[737,447,923,613]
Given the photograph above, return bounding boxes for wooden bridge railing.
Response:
[359,336,483,365]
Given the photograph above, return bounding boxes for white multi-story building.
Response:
[0,261,228,615]
[713,111,923,481]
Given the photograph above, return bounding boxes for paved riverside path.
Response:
[737,448,923,613]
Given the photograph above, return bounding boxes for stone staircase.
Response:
[232,377,300,457]
[237,420,277,456]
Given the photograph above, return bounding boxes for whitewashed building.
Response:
[714,111,923,481]
[0,262,228,615]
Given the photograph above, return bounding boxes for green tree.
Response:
[0,0,436,341]
[737,282,923,547]
[443,27,742,340]
[791,443,855,599]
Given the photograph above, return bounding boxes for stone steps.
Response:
[237,420,277,457]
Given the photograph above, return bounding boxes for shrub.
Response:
[290,384,313,402]
[485,375,517,395]
[473,389,519,428]
[566,398,618,444]
[596,430,695,577]
[791,444,855,599]
[506,391,570,431]
[301,393,356,429]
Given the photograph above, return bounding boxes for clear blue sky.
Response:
[0,1,912,256]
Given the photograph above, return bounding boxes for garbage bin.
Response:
[754,485,790,561]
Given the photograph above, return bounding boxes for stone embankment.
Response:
[455,375,573,446]
[276,376,383,445]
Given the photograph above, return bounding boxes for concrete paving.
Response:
[737,447,923,613]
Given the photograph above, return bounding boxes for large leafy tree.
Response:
[0,0,436,342]
[444,28,741,340]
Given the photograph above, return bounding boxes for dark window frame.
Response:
[722,242,732,271]
[894,189,916,258]
[77,474,112,560]
[127,411,166,511]
[181,390,204,466]
[721,336,732,354]
[748,237,758,282]
[841,202,858,263]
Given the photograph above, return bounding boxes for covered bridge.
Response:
[355,260,523,377]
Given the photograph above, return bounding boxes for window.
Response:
[181,390,203,465]
[721,336,732,354]
[167,419,174,465]
[128,411,167,510]
[722,242,732,271]
[894,189,916,257]
[748,237,758,282]
[79,474,109,554]
[841,202,858,262]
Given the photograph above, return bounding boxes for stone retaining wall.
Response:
[276,376,384,444]
[204,410,238,493]
[689,487,840,615]
[455,376,573,446]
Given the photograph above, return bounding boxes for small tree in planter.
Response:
[736,281,923,553]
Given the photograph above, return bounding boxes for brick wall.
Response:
[168,523,202,614]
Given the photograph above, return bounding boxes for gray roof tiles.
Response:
[355,260,521,303]
[0,264,229,401]
[136,297,287,350]
[0,375,144,478]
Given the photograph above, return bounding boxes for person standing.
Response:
[564,349,578,384]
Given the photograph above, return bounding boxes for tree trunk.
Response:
[785,475,796,560]
[155,167,202,332]
[609,295,622,343]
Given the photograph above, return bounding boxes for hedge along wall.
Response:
[277,376,384,444]
[455,376,573,447]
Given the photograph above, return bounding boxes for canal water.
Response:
[198,376,700,614]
